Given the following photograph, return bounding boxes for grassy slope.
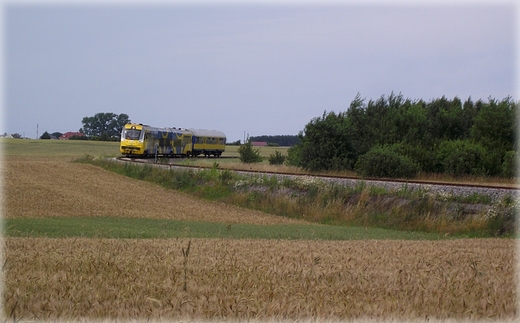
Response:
[3,139,450,240]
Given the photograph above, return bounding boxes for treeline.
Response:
[287,93,517,178]
[80,112,130,141]
[249,135,300,146]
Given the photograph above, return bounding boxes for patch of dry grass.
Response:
[3,237,516,321]
[4,157,303,225]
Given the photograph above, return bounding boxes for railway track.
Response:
[115,156,518,193]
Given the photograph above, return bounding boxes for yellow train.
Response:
[120,123,226,158]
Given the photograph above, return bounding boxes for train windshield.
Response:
[123,129,141,140]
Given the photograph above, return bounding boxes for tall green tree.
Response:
[425,96,469,144]
[40,131,51,139]
[469,97,517,175]
[295,110,356,172]
[81,113,130,141]
[237,141,263,163]
[470,97,516,153]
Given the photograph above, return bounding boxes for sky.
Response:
[3,0,518,142]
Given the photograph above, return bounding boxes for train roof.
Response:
[189,129,226,138]
[123,124,225,137]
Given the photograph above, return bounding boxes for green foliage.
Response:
[219,169,234,185]
[483,200,517,237]
[39,131,51,139]
[436,140,487,176]
[238,141,263,163]
[248,135,300,146]
[268,150,286,165]
[382,142,438,173]
[81,112,130,141]
[470,97,516,153]
[226,140,241,146]
[501,151,517,178]
[285,144,303,167]
[426,96,468,143]
[289,93,517,178]
[297,110,356,171]
[354,145,420,178]
[69,135,88,140]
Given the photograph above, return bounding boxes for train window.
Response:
[124,129,141,140]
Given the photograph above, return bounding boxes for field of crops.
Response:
[2,139,518,321]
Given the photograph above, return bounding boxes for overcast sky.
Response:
[3,0,518,141]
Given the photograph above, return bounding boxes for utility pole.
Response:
[36,124,39,139]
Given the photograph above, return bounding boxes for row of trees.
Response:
[80,113,130,141]
[248,135,300,146]
[287,93,517,178]
[32,113,131,141]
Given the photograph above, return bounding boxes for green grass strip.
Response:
[4,217,451,240]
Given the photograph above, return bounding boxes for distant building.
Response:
[59,132,85,140]
[251,141,268,147]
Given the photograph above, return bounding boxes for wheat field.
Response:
[2,141,518,321]
[3,238,516,321]
[4,157,303,225]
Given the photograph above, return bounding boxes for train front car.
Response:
[120,123,146,156]
[120,123,193,158]
[190,129,226,157]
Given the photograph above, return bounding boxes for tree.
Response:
[469,97,517,175]
[436,140,487,176]
[81,112,130,141]
[238,141,263,163]
[470,97,516,153]
[295,110,356,172]
[40,131,51,139]
[248,135,300,146]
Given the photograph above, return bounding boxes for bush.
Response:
[268,150,286,165]
[238,141,263,163]
[436,140,486,176]
[501,150,517,178]
[384,142,438,173]
[285,144,303,167]
[354,146,420,178]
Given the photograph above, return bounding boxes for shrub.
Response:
[238,141,263,163]
[501,150,517,178]
[484,203,517,237]
[436,140,486,176]
[354,146,420,178]
[384,142,438,173]
[285,144,303,167]
[268,150,286,165]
